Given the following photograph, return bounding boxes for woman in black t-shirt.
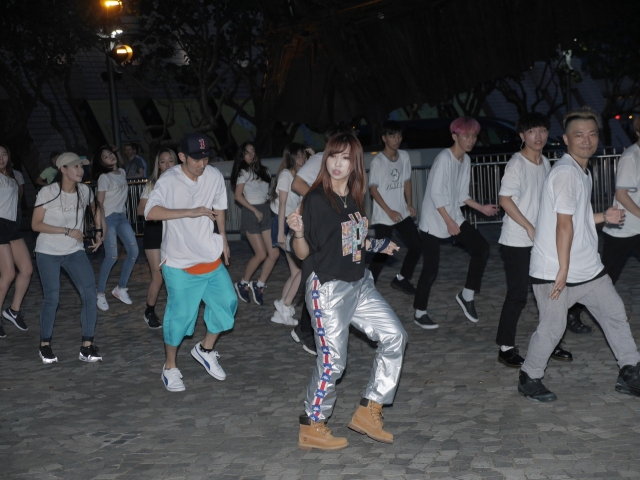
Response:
[288,133,408,451]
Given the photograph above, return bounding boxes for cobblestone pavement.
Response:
[3,226,640,479]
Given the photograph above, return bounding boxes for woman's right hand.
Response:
[287,209,304,232]
[69,229,84,243]
[254,210,264,223]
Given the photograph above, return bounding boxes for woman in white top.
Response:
[91,145,139,311]
[0,143,33,338]
[32,152,106,364]
[137,148,177,329]
[231,141,279,306]
[268,143,308,325]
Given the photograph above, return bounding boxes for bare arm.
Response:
[146,205,216,221]
[292,176,310,196]
[499,195,535,241]
[214,209,230,265]
[32,205,84,244]
[436,206,460,236]
[551,213,573,299]
[464,198,500,217]
[287,210,309,260]
[614,189,640,217]
[137,198,147,217]
[36,177,48,187]
[277,190,288,246]
[234,184,261,217]
[404,179,416,217]
[370,185,403,223]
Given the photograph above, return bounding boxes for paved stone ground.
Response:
[3,225,640,479]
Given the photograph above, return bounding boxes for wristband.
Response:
[294,233,305,239]
[367,237,391,253]
[64,227,70,236]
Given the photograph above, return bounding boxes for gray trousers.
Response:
[304,270,408,422]
[522,274,640,379]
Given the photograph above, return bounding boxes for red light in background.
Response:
[615,115,621,120]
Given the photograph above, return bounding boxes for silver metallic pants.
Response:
[304,270,408,422]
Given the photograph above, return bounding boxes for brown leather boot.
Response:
[298,415,348,451]
[348,398,393,443]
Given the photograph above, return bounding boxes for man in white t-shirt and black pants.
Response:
[145,133,237,392]
[368,121,421,295]
[289,124,355,355]
[519,108,640,402]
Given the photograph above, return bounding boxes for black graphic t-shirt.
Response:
[301,188,368,285]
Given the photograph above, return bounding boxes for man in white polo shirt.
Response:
[145,133,237,392]
[519,107,640,402]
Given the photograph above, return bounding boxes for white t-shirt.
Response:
[296,152,323,186]
[13,170,24,186]
[0,173,18,221]
[35,183,94,255]
[369,150,412,225]
[418,148,471,238]
[237,169,270,205]
[270,169,301,216]
[98,169,128,217]
[604,143,640,238]
[529,154,603,283]
[144,164,227,269]
[498,153,551,247]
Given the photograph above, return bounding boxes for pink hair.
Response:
[450,116,481,135]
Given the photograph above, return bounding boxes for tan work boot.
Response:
[298,415,348,451]
[348,398,393,443]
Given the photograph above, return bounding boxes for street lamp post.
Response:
[102,0,123,152]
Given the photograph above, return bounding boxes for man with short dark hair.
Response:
[124,142,146,179]
[518,107,640,402]
[368,121,421,294]
[145,133,237,392]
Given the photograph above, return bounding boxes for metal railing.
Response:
[105,152,621,233]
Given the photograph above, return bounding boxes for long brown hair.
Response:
[0,143,15,180]
[304,133,365,214]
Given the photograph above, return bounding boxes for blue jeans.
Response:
[98,212,139,293]
[36,250,97,342]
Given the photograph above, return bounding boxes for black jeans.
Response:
[368,217,422,282]
[413,221,490,310]
[569,232,639,318]
[495,245,531,347]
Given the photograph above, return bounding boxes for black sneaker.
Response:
[79,344,102,362]
[414,313,438,330]
[39,345,58,364]
[566,310,592,334]
[0,323,5,338]
[144,311,162,329]
[390,277,417,295]
[517,370,557,402]
[3,308,28,331]
[291,325,317,356]
[455,292,479,323]
[550,344,573,362]
[498,347,524,368]
[616,363,640,397]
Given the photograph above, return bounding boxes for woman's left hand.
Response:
[88,232,104,252]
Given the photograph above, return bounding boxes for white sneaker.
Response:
[161,364,185,392]
[190,344,226,380]
[96,293,109,311]
[271,311,298,326]
[112,287,132,305]
[274,299,295,317]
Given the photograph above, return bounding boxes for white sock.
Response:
[415,309,427,318]
[256,280,265,288]
[240,279,248,285]
[396,274,405,281]
[500,345,514,352]
[462,288,474,302]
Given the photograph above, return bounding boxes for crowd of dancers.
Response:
[2,106,640,451]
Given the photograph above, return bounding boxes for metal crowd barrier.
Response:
[103,152,621,234]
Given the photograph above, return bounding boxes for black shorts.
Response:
[240,203,272,234]
[0,217,21,245]
[143,221,163,250]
